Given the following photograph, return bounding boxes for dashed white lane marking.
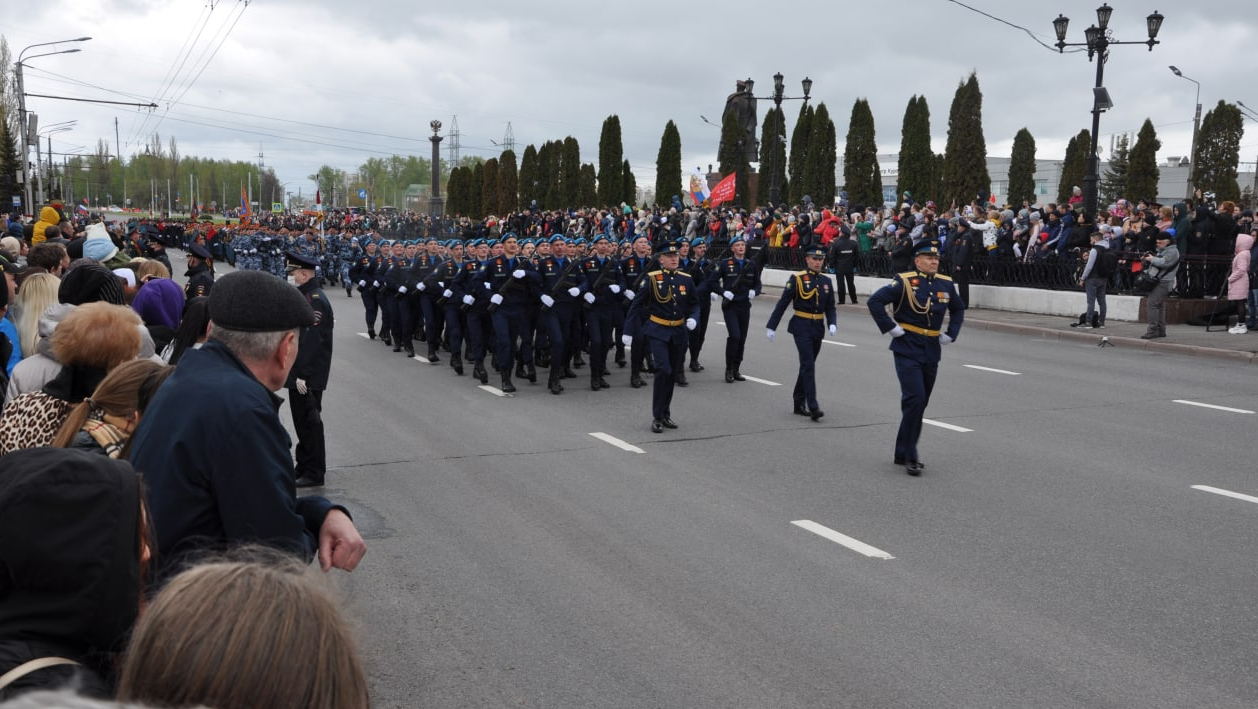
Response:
[791,520,895,560]
[1174,400,1255,415]
[923,419,973,433]
[822,340,857,348]
[1191,485,1258,505]
[742,375,781,387]
[963,364,1021,376]
[589,432,645,454]
[714,320,725,325]
[478,385,508,397]
[357,332,371,339]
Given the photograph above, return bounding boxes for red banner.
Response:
[708,173,736,207]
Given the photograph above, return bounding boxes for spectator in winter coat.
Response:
[815,209,842,247]
[1227,231,1253,334]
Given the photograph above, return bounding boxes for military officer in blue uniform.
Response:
[455,238,494,384]
[578,234,626,391]
[624,240,700,434]
[866,238,965,476]
[705,233,762,383]
[765,244,838,421]
[480,233,541,393]
[349,238,382,339]
[685,237,714,373]
[536,235,587,395]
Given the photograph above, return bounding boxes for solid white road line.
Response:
[357,332,371,339]
[714,320,725,325]
[791,520,895,560]
[822,340,857,348]
[1191,485,1258,505]
[742,375,782,387]
[1173,400,1255,415]
[923,418,973,433]
[589,432,645,454]
[963,364,1022,376]
[478,385,508,397]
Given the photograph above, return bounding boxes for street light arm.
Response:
[18,37,90,63]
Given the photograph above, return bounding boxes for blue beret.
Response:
[591,234,611,245]
[548,234,565,244]
[729,234,746,245]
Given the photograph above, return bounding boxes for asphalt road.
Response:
[277,285,1258,709]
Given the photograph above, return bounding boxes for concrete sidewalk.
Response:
[834,303,1258,365]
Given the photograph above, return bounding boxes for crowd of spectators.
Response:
[0,204,368,708]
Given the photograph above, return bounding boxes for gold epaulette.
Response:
[935,274,953,281]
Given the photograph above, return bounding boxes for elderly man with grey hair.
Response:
[128,270,366,579]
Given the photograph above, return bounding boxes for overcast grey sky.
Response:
[5,0,1255,199]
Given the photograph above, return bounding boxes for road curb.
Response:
[962,318,1258,365]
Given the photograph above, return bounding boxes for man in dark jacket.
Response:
[827,230,859,304]
[129,270,365,580]
[286,252,334,488]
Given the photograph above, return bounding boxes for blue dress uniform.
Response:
[454,243,493,384]
[380,247,414,356]
[704,234,762,383]
[410,246,446,361]
[578,235,626,391]
[349,242,382,339]
[432,256,466,374]
[620,248,654,387]
[765,245,837,420]
[685,238,714,372]
[480,240,542,393]
[536,237,587,395]
[624,241,700,433]
[866,238,965,476]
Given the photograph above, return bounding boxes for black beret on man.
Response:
[209,270,314,332]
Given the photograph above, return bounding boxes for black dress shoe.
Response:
[905,461,924,476]
[525,363,537,383]
[660,418,678,429]
[809,409,824,421]
[651,419,664,433]
[428,351,441,364]
[894,456,905,466]
[689,361,704,372]
[630,376,646,388]
[725,369,735,383]
[294,475,325,488]
[563,366,578,379]
[451,355,464,375]
[591,378,603,391]
[794,405,811,416]
[597,376,610,389]
[367,329,376,340]
[732,370,746,382]
[474,365,489,384]
[573,354,585,367]
[393,345,403,353]
[500,374,517,394]
[674,373,688,387]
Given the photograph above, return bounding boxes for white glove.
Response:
[358,280,366,287]
[398,285,408,294]
[462,294,475,306]
[438,281,445,288]
[711,292,719,302]
[941,333,953,345]
[490,293,504,305]
[416,282,426,291]
[609,284,622,294]
[295,378,308,395]
[685,318,697,331]
[568,287,580,297]
[442,289,453,298]
[512,269,526,279]
[583,292,596,304]
[889,325,906,338]
[625,289,636,300]
[828,324,837,336]
[748,289,756,299]
[766,328,775,342]
[484,282,491,290]
[621,334,632,346]
[723,290,735,301]
[372,280,380,288]
[541,294,555,308]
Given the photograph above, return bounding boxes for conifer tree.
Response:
[1193,100,1244,202]
[756,107,788,207]
[655,120,683,209]
[561,137,581,208]
[718,109,750,209]
[1126,119,1161,205]
[843,99,882,210]
[1100,133,1130,206]
[943,72,991,207]
[787,104,813,204]
[1006,128,1037,208]
[1057,129,1090,204]
[896,96,933,205]
[622,160,636,207]
[597,115,624,206]
[497,149,518,216]
[518,144,539,209]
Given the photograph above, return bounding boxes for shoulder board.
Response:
[897,271,917,278]
[646,270,663,278]
[935,274,954,281]
[794,270,808,279]
[674,271,694,281]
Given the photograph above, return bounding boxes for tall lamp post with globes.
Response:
[1168,65,1201,199]
[746,74,812,208]
[1052,4,1163,223]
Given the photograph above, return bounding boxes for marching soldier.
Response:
[455,238,494,384]
[480,233,541,393]
[765,245,837,421]
[685,237,714,373]
[536,235,587,394]
[620,235,654,388]
[578,234,626,391]
[866,238,965,476]
[705,233,762,383]
[623,241,700,433]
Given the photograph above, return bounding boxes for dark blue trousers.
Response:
[380,293,397,339]
[466,310,491,365]
[362,289,380,330]
[722,300,751,369]
[492,304,531,372]
[791,323,823,410]
[391,297,414,349]
[540,303,577,370]
[647,329,687,420]
[586,305,616,377]
[688,298,711,364]
[443,302,465,358]
[893,354,938,463]
[421,294,444,349]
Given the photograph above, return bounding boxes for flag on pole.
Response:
[708,173,737,208]
[76,199,89,214]
[689,167,710,206]
[239,187,252,224]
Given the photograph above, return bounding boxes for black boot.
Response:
[675,371,688,387]
[615,348,627,368]
[451,354,464,376]
[630,368,646,388]
[403,346,415,357]
[548,369,563,395]
[515,361,527,380]
[427,348,440,364]
[368,328,376,340]
[572,352,585,368]
[473,362,488,384]
[381,332,392,347]
[536,348,551,369]
[500,370,516,394]
[724,368,735,383]
[732,369,746,382]
[525,362,537,383]
[563,364,578,379]
[689,359,704,372]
